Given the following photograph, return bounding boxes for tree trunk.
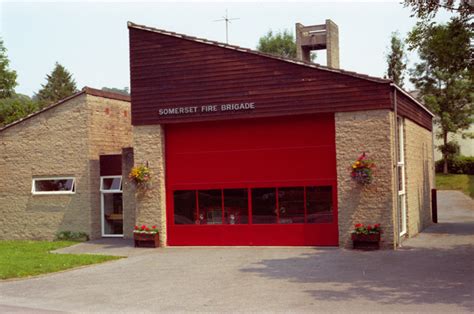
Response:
[443,131,448,174]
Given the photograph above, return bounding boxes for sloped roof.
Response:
[0,87,130,133]
[128,21,390,84]
[128,22,433,118]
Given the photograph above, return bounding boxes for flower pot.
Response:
[133,232,160,248]
[351,233,381,250]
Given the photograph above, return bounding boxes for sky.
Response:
[0,0,456,97]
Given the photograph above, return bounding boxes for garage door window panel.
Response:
[252,188,277,224]
[306,186,333,223]
[198,190,223,225]
[278,187,305,224]
[174,190,197,224]
[223,189,249,224]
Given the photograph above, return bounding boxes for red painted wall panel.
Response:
[165,114,338,246]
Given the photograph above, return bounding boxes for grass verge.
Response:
[436,174,474,198]
[0,241,122,280]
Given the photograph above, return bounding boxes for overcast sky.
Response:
[1,0,455,97]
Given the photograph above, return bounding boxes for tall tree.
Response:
[0,38,18,98]
[408,18,473,173]
[257,30,297,59]
[403,0,472,20]
[36,62,78,107]
[385,32,407,87]
[257,29,316,61]
[0,94,38,127]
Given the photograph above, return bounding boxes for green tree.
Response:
[0,94,38,127]
[408,18,473,174]
[257,30,297,59]
[385,32,407,87]
[0,38,18,98]
[36,62,78,108]
[403,0,472,20]
[101,86,130,96]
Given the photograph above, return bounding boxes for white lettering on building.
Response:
[158,103,256,116]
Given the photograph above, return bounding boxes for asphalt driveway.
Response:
[0,191,473,313]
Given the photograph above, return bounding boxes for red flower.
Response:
[146,227,150,231]
[374,223,381,228]
[367,225,372,230]
[152,225,157,229]
[134,226,139,230]
[355,223,362,228]
[141,225,146,230]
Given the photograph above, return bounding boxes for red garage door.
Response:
[165,114,338,246]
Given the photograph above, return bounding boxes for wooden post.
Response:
[432,189,438,223]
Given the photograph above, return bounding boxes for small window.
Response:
[32,177,76,195]
[278,187,305,224]
[224,189,249,224]
[198,190,223,225]
[252,188,277,224]
[174,190,197,225]
[100,176,122,192]
[306,186,333,223]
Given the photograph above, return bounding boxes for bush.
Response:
[436,156,474,174]
[55,231,89,242]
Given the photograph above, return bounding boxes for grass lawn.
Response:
[0,241,122,280]
[436,174,474,198]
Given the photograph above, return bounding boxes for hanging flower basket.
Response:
[350,152,375,185]
[129,164,152,189]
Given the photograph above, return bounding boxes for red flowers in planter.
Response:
[352,223,382,235]
[352,223,382,250]
[133,224,159,234]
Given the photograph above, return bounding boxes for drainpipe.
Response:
[432,120,436,188]
[392,85,401,248]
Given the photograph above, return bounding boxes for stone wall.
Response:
[335,110,397,249]
[132,125,167,246]
[0,94,91,240]
[404,118,434,237]
[0,93,132,240]
[122,147,136,239]
[86,94,132,239]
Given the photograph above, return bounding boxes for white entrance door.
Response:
[100,176,124,237]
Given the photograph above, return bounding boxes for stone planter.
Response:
[351,233,381,250]
[133,232,160,248]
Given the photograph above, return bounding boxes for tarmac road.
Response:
[0,191,472,313]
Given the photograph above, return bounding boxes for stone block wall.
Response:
[86,94,132,239]
[132,125,167,246]
[335,110,397,249]
[404,118,434,237]
[0,93,132,240]
[0,94,91,240]
[122,147,136,239]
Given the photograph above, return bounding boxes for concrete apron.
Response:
[1,190,465,312]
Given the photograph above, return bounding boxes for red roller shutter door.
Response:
[165,113,338,246]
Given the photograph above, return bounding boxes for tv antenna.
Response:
[213,9,239,44]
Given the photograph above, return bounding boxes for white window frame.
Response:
[31,177,76,195]
[100,175,123,193]
[397,117,407,236]
[100,175,123,237]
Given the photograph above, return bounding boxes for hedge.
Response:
[435,156,474,175]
